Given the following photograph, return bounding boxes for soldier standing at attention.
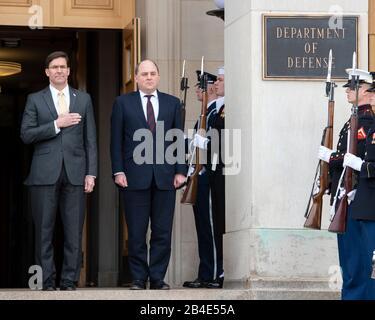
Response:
[318,69,374,299]
[341,75,375,299]
[192,66,225,288]
[183,71,219,288]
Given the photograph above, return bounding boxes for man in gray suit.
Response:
[21,51,97,291]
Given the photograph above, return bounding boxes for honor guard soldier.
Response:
[183,70,221,288]
[341,75,375,299]
[318,68,375,299]
[192,66,225,288]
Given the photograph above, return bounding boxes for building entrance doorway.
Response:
[0,24,139,288]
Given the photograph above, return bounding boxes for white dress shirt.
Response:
[139,90,159,122]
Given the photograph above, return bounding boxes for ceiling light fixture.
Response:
[0,61,22,77]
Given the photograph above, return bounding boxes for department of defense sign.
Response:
[263,15,358,80]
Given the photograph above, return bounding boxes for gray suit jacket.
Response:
[21,86,97,186]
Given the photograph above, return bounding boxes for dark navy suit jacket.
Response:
[110,90,186,190]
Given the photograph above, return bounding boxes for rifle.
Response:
[304,50,335,229]
[328,52,359,234]
[181,57,208,205]
[180,60,189,132]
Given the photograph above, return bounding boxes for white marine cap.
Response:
[343,68,372,86]
[217,66,224,75]
[214,0,224,9]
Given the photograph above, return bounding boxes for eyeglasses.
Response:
[48,65,68,71]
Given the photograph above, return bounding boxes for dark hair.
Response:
[45,51,70,68]
[135,59,159,75]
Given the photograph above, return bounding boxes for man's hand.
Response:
[56,113,82,129]
[343,153,363,171]
[115,173,128,188]
[318,146,333,163]
[84,176,95,193]
[174,174,186,189]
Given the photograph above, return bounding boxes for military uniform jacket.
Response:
[328,104,374,204]
[350,123,375,220]
[207,104,225,235]
[193,100,217,132]
[207,105,225,173]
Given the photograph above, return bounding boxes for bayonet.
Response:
[180,59,189,131]
[200,56,204,77]
[350,51,357,91]
[326,49,332,84]
[181,59,186,78]
[326,49,335,98]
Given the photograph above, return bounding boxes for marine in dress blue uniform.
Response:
[342,76,375,300]
[319,68,375,300]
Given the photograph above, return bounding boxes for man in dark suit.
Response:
[110,59,186,290]
[20,51,97,291]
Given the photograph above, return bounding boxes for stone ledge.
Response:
[225,277,340,289]
[0,289,249,300]
[225,278,340,300]
[0,284,340,300]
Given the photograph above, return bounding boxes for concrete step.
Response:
[0,286,340,300]
[0,288,248,300]
[0,277,341,300]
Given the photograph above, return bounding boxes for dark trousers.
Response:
[338,207,375,300]
[30,165,85,287]
[122,179,176,282]
[358,220,375,299]
[193,173,217,281]
[208,170,225,278]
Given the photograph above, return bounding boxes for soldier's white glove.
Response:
[318,146,333,163]
[347,189,357,202]
[343,153,363,172]
[193,134,209,150]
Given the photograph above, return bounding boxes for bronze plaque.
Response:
[263,15,358,80]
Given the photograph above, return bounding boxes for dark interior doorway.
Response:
[0,26,128,288]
